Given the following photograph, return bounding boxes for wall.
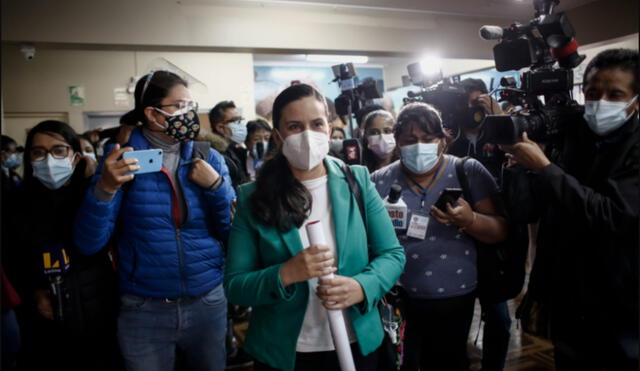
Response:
[1,45,254,143]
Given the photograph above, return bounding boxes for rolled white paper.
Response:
[306,221,356,371]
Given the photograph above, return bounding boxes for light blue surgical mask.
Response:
[584,96,637,136]
[3,153,22,169]
[227,120,248,144]
[82,152,97,162]
[32,153,76,190]
[400,142,440,174]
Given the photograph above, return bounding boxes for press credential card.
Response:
[407,213,429,240]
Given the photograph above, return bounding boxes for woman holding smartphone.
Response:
[74,71,235,371]
[371,102,507,371]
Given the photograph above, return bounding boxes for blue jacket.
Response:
[73,129,235,298]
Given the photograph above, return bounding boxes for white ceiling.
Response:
[230,0,598,19]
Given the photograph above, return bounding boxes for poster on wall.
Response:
[253,65,384,121]
[68,86,86,106]
[113,87,130,107]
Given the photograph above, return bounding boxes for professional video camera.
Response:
[403,65,486,133]
[332,63,382,135]
[479,0,586,145]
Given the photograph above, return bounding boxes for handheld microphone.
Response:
[342,139,362,166]
[384,184,408,230]
[40,244,70,321]
[479,25,504,40]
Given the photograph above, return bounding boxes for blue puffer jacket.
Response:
[73,129,235,298]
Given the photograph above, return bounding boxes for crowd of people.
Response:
[1,47,638,371]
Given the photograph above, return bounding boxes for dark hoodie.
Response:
[8,159,121,370]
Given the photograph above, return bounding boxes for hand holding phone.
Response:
[122,149,163,174]
[433,188,463,211]
[97,144,140,194]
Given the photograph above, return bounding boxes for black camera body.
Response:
[404,74,485,132]
[332,63,382,118]
[481,0,585,145]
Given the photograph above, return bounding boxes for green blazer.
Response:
[224,157,405,371]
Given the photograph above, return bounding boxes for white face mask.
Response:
[281,130,329,170]
[583,96,637,136]
[367,134,396,159]
[329,139,343,154]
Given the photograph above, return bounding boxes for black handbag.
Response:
[454,157,530,303]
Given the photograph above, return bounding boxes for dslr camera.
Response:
[479,0,586,145]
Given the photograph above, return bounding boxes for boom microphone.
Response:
[479,25,504,40]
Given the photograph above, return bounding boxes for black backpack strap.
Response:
[192,141,211,161]
[342,163,366,227]
[454,156,473,205]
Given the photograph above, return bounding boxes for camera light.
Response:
[306,54,369,64]
[419,56,442,75]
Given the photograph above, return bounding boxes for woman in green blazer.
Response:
[224,84,405,371]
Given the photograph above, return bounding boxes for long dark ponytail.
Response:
[251,84,327,232]
[120,71,188,126]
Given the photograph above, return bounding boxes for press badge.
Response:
[406,213,429,240]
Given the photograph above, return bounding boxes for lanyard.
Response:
[405,161,446,209]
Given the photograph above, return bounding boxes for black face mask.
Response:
[154,109,201,142]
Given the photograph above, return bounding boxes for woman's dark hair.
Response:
[1,135,17,151]
[120,71,188,126]
[251,84,327,232]
[395,102,446,139]
[356,104,384,127]
[460,78,489,95]
[80,133,97,154]
[246,118,272,137]
[23,120,84,185]
[330,127,345,138]
[361,109,396,172]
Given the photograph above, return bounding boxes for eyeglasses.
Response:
[155,101,199,116]
[30,145,72,162]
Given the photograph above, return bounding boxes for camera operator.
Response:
[447,78,511,371]
[449,78,506,182]
[503,48,639,370]
[74,71,235,371]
